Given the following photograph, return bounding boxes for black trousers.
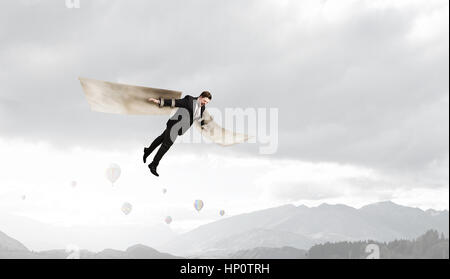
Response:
[148,126,178,166]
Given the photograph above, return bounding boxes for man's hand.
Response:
[148,98,160,105]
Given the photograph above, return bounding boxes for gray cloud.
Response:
[267,181,343,202]
[0,0,448,176]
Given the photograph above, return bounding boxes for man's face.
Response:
[199,97,210,106]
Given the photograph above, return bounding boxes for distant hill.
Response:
[230,247,308,259]
[0,230,28,252]
[2,201,448,259]
[221,230,449,259]
[308,229,449,259]
[120,244,183,259]
[0,212,178,252]
[0,230,182,259]
[161,201,449,256]
[3,228,447,259]
[0,230,33,259]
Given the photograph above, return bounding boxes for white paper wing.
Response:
[79,77,181,115]
[79,77,249,145]
[194,109,250,146]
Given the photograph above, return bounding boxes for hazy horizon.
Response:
[1,199,448,253]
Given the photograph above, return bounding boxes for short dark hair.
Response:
[200,91,212,100]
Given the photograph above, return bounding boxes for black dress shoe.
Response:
[148,163,159,177]
[143,147,151,164]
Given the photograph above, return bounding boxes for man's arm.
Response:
[148,97,187,108]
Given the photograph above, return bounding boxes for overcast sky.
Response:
[0,0,448,251]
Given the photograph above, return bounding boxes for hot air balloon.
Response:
[165,216,172,224]
[106,163,121,186]
[162,188,167,194]
[194,200,204,212]
[219,210,225,217]
[121,202,132,215]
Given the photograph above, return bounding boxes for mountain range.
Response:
[1,201,448,258]
[0,229,181,259]
[157,201,449,257]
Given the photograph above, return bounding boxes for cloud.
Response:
[0,0,447,171]
[0,134,447,251]
[256,157,448,208]
[0,1,448,215]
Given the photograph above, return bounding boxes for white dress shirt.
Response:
[193,98,202,122]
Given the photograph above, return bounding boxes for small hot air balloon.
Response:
[165,216,172,224]
[194,200,204,212]
[219,210,225,217]
[71,181,77,188]
[121,202,132,215]
[162,188,167,194]
[106,163,121,186]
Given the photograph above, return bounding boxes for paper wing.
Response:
[194,109,250,146]
[79,77,181,115]
[79,77,250,145]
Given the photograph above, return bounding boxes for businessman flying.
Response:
[143,91,212,177]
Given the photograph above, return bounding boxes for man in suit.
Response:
[144,91,212,176]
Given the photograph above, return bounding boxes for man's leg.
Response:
[148,126,178,176]
[143,130,165,163]
[153,127,176,166]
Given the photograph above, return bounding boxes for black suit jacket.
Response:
[159,95,205,135]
